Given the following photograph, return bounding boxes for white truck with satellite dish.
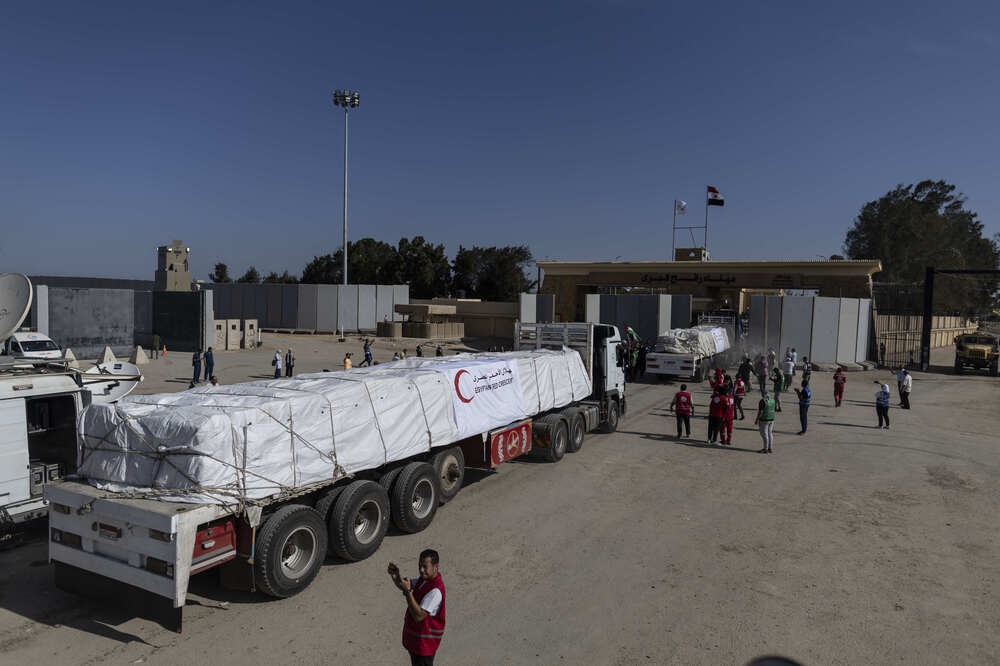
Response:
[0,273,143,533]
[645,324,732,381]
[44,321,624,630]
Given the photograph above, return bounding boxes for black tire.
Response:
[313,485,347,523]
[955,360,963,375]
[254,504,328,598]
[534,414,567,463]
[565,411,585,453]
[329,480,390,562]
[391,462,439,533]
[431,447,465,504]
[601,399,620,433]
[990,362,998,377]
[378,465,404,494]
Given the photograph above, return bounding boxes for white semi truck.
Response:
[645,324,732,381]
[45,322,625,630]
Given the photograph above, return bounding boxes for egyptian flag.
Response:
[707,186,725,206]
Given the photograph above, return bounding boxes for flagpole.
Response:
[704,192,709,251]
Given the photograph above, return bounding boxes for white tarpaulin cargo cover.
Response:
[77,348,591,507]
[653,325,731,357]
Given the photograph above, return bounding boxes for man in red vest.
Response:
[388,550,446,665]
[833,367,847,407]
[669,383,694,439]
[720,391,736,446]
[733,375,747,420]
[707,387,726,444]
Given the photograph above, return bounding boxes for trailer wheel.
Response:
[329,480,390,562]
[431,447,465,504]
[565,411,585,453]
[601,399,620,433]
[534,414,567,462]
[391,462,439,533]
[313,485,346,523]
[254,504,327,598]
[378,466,404,494]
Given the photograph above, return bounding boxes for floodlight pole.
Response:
[342,106,349,286]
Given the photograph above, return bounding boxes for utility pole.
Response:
[332,90,360,285]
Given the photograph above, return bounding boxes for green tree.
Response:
[844,180,999,313]
[263,270,298,284]
[209,262,232,283]
[452,245,536,301]
[396,236,451,298]
[236,266,262,284]
[300,238,400,284]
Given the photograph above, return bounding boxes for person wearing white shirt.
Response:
[901,369,912,409]
[273,349,282,379]
[781,357,794,390]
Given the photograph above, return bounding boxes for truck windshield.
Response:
[20,340,59,352]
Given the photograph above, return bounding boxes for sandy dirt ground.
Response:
[1,341,998,665]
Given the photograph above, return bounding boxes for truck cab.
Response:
[954,332,999,376]
[2,331,63,360]
[0,371,89,525]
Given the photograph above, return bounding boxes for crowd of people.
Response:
[669,348,913,453]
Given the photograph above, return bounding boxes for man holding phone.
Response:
[388,550,446,665]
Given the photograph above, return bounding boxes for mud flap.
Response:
[54,561,184,632]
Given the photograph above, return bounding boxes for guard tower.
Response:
[155,240,191,291]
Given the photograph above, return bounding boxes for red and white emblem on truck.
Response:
[489,421,531,466]
[454,369,474,403]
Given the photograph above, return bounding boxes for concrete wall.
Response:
[358,285,376,330]
[778,296,814,362]
[584,294,601,324]
[133,290,153,348]
[209,283,409,333]
[810,298,841,364]
[856,299,872,363]
[670,294,693,329]
[579,294,674,342]
[337,285,359,332]
[519,294,537,323]
[765,296,783,352]
[836,299,859,364]
[656,295,671,335]
[47,287,135,358]
[298,284,318,330]
[317,285,338,332]
[748,294,766,352]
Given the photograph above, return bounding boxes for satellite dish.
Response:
[0,273,32,342]
[83,361,144,404]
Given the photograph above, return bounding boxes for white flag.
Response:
[674,200,688,215]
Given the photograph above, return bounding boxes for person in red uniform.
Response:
[720,391,736,445]
[388,550,446,666]
[709,367,724,391]
[669,384,694,439]
[707,387,726,444]
[833,367,847,407]
[733,375,747,420]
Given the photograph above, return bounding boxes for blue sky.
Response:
[2,1,998,280]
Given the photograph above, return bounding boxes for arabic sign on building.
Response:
[440,359,527,438]
[638,273,738,285]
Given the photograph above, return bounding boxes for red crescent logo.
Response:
[454,369,474,403]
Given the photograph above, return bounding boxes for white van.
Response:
[0,371,89,525]
[2,331,63,360]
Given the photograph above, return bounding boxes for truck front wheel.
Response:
[255,504,328,598]
[330,480,390,562]
[392,462,439,533]
[601,400,620,433]
[955,359,963,375]
[990,361,998,377]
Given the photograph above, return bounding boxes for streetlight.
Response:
[332,89,360,286]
